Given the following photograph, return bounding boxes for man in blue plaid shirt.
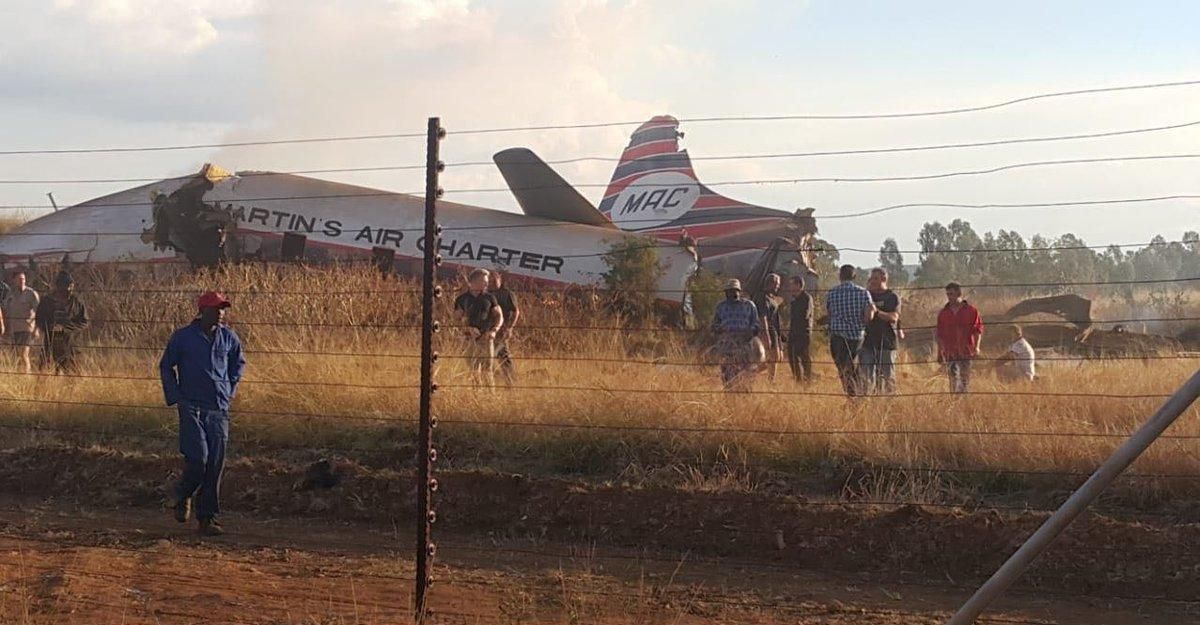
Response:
[711,278,761,391]
[825,265,876,396]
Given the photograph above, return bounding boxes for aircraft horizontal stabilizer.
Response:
[493,148,615,228]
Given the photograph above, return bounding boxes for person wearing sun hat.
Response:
[160,291,245,536]
[710,278,761,391]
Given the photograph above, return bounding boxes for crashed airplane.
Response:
[0,116,818,302]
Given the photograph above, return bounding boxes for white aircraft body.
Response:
[0,116,819,301]
[0,164,699,302]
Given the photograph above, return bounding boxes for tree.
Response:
[808,236,841,290]
[1049,233,1099,284]
[601,236,664,322]
[877,238,909,285]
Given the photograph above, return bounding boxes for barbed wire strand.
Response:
[0,397,1191,436]
[6,422,1200,482]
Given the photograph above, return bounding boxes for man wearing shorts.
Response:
[4,270,40,373]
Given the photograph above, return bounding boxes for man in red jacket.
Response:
[935,282,983,393]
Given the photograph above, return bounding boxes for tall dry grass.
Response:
[1,263,1197,508]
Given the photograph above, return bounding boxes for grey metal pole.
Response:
[414,117,444,622]
[946,367,1200,625]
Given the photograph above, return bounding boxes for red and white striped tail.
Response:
[598,116,788,240]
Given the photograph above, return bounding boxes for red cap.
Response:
[197,291,231,310]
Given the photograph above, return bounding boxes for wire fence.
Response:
[3,91,1200,622]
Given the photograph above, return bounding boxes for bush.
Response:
[601,236,664,323]
[687,268,725,329]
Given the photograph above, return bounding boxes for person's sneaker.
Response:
[173,497,191,523]
[197,518,225,537]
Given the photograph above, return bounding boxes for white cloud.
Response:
[45,0,254,55]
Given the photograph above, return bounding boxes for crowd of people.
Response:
[710,264,1037,394]
[0,263,1040,537]
[0,269,90,373]
[453,268,521,388]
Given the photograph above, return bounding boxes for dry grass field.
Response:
[1,262,1198,625]
[0,263,1196,508]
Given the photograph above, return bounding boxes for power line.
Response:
[0,131,428,156]
[454,118,1200,166]
[0,166,427,185]
[5,79,1195,156]
[449,78,1200,130]
[10,118,1200,185]
[821,194,1200,220]
[445,154,1200,193]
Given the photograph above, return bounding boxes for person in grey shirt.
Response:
[4,270,40,373]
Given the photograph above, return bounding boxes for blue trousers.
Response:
[174,403,229,520]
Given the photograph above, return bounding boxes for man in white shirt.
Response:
[995,325,1036,382]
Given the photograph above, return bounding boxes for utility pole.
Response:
[414,117,444,621]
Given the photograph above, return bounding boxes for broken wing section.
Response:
[142,164,238,268]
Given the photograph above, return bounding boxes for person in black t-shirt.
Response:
[786,275,814,382]
[488,270,520,386]
[752,273,784,381]
[454,268,503,387]
[36,272,89,373]
[860,268,901,394]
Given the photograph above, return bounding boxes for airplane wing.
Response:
[493,148,616,229]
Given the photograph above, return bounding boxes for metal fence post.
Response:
[415,116,444,622]
[946,367,1200,624]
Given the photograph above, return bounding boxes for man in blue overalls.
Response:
[160,291,245,536]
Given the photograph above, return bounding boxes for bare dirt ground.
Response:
[1,500,1197,625]
[1,445,1198,624]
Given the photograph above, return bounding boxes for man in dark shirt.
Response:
[35,272,89,373]
[752,273,783,381]
[860,268,901,394]
[786,275,814,383]
[488,270,520,386]
[454,268,503,387]
[160,291,245,536]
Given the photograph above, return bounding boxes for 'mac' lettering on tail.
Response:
[597,116,786,239]
[617,186,694,216]
[610,171,699,227]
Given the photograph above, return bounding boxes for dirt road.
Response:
[1,444,1198,624]
[1,498,1196,625]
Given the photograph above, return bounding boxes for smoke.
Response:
[212,0,724,210]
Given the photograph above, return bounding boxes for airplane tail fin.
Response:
[493,148,615,228]
[597,116,783,238]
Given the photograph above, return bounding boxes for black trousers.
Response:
[788,332,812,381]
[829,335,862,396]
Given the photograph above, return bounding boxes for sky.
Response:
[1,0,1197,265]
